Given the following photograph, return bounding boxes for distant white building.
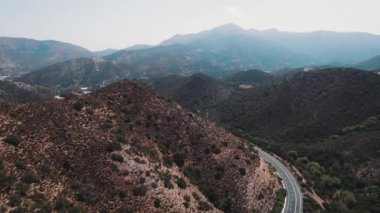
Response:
[239,84,254,89]
[54,95,65,100]
[303,67,314,72]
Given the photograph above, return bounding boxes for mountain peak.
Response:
[211,23,246,32]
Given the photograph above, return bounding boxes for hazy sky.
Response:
[1,0,379,51]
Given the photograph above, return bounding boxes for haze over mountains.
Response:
[3,23,380,82]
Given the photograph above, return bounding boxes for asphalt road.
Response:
[257,148,303,213]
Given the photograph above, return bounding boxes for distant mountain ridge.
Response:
[0,37,93,77]
[17,58,128,92]
[104,24,380,78]
[355,54,380,70]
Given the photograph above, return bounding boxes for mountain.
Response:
[0,80,53,103]
[0,80,280,212]
[105,27,312,78]
[105,24,380,78]
[159,23,250,46]
[17,58,128,93]
[124,44,153,51]
[224,69,274,85]
[93,49,119,57]
[0,37,93,77]
[148,73,232,114]
[355,54,380,71]
[148,68,380,212]
[218,68,380,142]
[250,29,380,66]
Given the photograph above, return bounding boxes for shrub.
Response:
[133,185,148,196]
[172,153,186,167]
[184,195,191,202]
[22,172,40,183]
[239,168,246,176]
[154,198,161,208]
[15,160,27,170]
[151,182,158,189]
[118,206,134,213]
[15,182,29,196]
[183,202,190,208]
[77,186,98,203]
[192,192,200,201]
[184,166,201,184]
[112,154,124,162]
[4,135,21,146]
[215,173,222,180]
[162,156,173,167]
[204,147,211,155]
[211,145,221,154]
[106,142,122,152]
[119,191,127,199]
[54,195,71,210]
[111,164,119,172]
[9,194,21,207]
[198,201,212,211]
[122,170,129,176]
[160,172,173,189]
[176,178,187,189]
[73,100,84,111]
[0,172,16,191]
[203,186,219,203]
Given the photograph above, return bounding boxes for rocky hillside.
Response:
[0,80,53,103]
[18,58,128,93]
[0,37,92,77]
[0,80,280,212]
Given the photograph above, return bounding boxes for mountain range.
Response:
[3,24,380,81]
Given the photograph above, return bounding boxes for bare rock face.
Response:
[0,80,280,212]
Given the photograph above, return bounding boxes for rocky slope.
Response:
[0,80,280,212]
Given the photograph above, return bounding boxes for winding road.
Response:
[257,148,303,213]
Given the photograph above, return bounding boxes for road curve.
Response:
[257,148,303,213]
